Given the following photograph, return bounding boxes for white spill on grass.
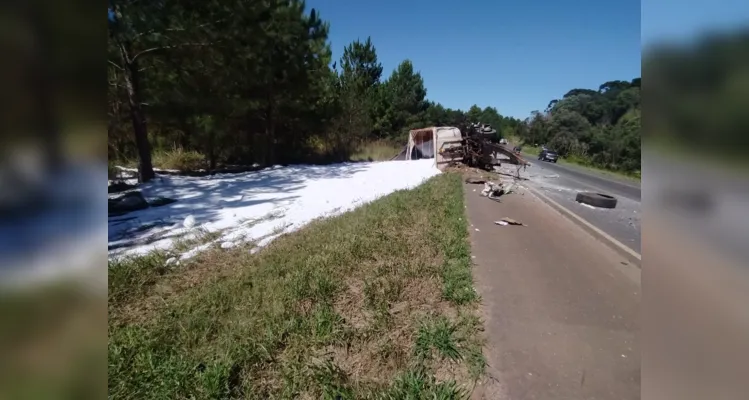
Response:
[109,159,440,262]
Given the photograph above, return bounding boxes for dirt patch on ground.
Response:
[334,278,371,330]
[327,276,462,386]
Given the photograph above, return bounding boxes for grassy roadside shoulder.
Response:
[109,173,485,399]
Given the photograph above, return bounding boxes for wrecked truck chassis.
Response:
[439,136,529,171]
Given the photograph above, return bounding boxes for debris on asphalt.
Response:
[504,183,515,194]
[465,176,486,184]
[575,192,618,209]
[494,217,526,226]
[544,174,560,179]
[481,182,500,197]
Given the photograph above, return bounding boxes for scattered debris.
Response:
[480,180,519,200]
[504,183,515,194]
[465,176,486,184]
[544,174,560,179]
[621,261,629,265]
[109,191,149,216]
[438,123,530,171]
[575,192,617,209]
[480,182,500,197]
[494,217,526,226]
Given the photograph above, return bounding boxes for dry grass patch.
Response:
[108,173,484,399]
[350,140,403,162]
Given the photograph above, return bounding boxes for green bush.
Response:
[152,149,206,171]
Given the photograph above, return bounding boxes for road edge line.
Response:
[524,185,642,267]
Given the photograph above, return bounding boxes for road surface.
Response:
[465,182,641,399]
[513,153,642,255]
[522,153,641,201]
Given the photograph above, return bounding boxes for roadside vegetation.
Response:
[109,2,471,180]
[514,79,641,177]
[109,2,640,182]
[350,140,403,162]
[520,143,641,181]
[108,173,485,399]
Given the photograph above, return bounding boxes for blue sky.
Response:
[308,0,641,119]
[642,0,749,48]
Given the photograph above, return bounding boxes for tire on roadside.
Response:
[575,192,617,209]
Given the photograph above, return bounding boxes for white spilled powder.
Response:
[108,159,440,261]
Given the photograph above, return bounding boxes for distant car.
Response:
[538,149,558,163]
[499,138,508,145]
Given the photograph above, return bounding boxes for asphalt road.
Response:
[523,153,641,201]
[465,183,641,399]
[509,154,642,255]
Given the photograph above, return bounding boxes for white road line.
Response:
[527,186,642,262]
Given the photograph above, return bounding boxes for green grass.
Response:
[350,140,403,162]
[521,146,541,156]
[108,173,484,399]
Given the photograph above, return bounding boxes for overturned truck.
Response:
[394,124,529,170]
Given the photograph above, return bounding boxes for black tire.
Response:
[575,192,617,209]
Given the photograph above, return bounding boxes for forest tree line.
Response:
[108,0,505,181]
[108,0,641,182]
[517,78,641,174]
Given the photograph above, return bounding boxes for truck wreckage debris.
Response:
[394,123,530,172]
[439,123,530,171]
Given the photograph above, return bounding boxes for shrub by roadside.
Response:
[151,148,206,171]
[350,140,403,162]
[108,173,484,399]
